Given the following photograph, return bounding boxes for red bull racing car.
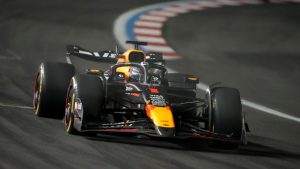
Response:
[33,41,249,148]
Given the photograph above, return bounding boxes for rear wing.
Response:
[66,44,165,65]
[66,45,117,63]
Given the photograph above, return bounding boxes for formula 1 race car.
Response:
[33,41,249,148]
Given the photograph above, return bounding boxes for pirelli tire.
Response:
[210,87,242,148]
[64,74,104,134]
[33,62,75,118]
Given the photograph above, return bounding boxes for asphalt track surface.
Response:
[0,0,300,169]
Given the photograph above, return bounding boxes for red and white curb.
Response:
[114,0,300,60]
[114,0,300,123]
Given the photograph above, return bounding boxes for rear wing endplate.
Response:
[66,45,117,63]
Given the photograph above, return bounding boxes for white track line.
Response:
[114,0,300,123]
[0,48,22,61]
[241,100,300,123]
[0,102,33,109]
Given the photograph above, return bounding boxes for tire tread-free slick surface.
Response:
[34,62,75,118]
[211,87,242,147]
[73,74,104,128]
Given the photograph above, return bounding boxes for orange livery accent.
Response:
[188,77,198,81]
[117,49,146,63]
[131,93,140,97]
[116,49,146,81]
[145,104,175,128]
[116,66,131,81]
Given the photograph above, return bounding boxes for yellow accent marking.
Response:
[123,49,146,62]
[149,106,175,128]
[66,114,73,133]
[39,73,43,93]
[71,94,75,113]
[34,104,39,115]
[188,77,198,81]
[88,69,100,73]
[119,49,146,63]
[116,66,131,81]
[124,120,130,126]
[67,94,75,133]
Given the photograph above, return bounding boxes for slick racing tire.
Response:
[210,87,242,148]
[33,62,75,118]
[64,74,104,134]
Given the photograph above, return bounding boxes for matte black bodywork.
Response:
[63,44,247,145]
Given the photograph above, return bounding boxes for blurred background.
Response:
[0,0,299,169]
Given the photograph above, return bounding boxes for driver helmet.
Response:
[129,66,144,82]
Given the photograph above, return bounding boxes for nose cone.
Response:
[145,105,176,137]
[155,126,176,137]
[146,105,175,127]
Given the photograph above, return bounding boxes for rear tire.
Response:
[33,62,75,118]
[210,87,242,148]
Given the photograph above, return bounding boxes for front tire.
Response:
[64,86,77,134]
[64,74,104,134]
[210,87,242,148]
